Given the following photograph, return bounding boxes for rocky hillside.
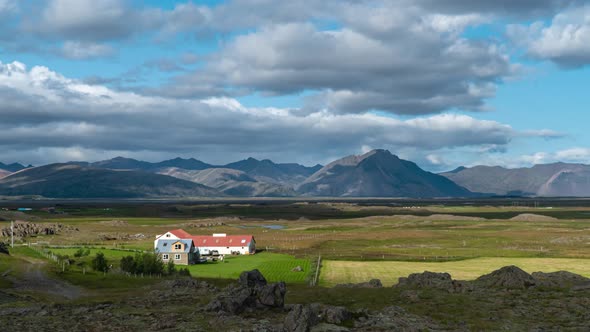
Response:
[3,267,590,331]
[158,167,296,197]
[297,149,473,197]
[224,158,322,186]
[0,164,220,198]
[441,163,590,196]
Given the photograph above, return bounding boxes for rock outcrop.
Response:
[396,271,470,293]
[206,269,287,314]
[474,265,536,289]
[532,271,590,288]
[0,221,78,238]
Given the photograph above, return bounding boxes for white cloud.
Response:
[164,16,514,115]
[0,60,550,166]
[508,5,590,67]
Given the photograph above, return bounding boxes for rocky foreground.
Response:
[2,266,590,331]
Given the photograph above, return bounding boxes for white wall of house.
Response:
[153,231,180,248]
[199,243,254,255]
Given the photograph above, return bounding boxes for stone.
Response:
[284,304,320,332]
[475,266,536,290]
[238,269,267,288]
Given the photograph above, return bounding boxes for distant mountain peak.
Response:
[298,151,472,197]
[447,166,467,174]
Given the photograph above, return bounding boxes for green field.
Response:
[320,257,590,286]
[188,252,311,283]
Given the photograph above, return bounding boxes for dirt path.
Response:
[8,260,83,300]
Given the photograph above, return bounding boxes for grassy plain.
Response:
[320,257,590,286]
[2,200,590,286]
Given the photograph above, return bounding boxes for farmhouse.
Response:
[154,229,256,261]
[191,233,256,256]
[155,238,199,265]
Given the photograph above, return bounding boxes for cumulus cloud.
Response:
[161,15,515,115]
[0,60,551,166]
[508,5,590,67]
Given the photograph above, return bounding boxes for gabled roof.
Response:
[155,239,194,253]
[169,229,192,238]
[189,235,254,248]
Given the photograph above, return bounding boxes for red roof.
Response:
[168,229,192,238]
[161,229,254,247]
[189,235,254,247]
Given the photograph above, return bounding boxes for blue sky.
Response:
[0,0,589,170]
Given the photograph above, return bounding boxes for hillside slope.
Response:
[441,163,590,196]
[297,149,473,197]
[158,167,296,197]
[0,164,220,198]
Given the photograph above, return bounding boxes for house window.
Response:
[162,254,169,260]
[174,254,181,260]
[166,234,170,237]
[174,244,182,250]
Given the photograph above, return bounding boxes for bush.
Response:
[178,268,191,277]
[120,255,136,273]
[74,248,86,258]
[91,253,110,273]
[166,259,175,275]
[0,242,9,255]
[119,252,165,275]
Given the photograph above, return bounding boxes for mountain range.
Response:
[1,150,589,198]
[440,163,590,197]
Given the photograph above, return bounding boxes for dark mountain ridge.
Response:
[0,163,219,198]
[298,149,473,197]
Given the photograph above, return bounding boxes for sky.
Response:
[1,0,590,171]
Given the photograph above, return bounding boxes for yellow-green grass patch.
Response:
[320,257,590,286]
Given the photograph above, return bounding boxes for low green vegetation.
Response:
[188,252,311,283]
[320,257,590,286]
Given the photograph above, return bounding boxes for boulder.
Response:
[322,306,352,325]
[475,266,536,289]
[257,281,287,307]
[207,270,286,314]
[284,304,320,332]
[396,271,469,293]
[238,269,268,288]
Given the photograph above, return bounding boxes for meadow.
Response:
[320,257,590,286]
[2,199,590,287]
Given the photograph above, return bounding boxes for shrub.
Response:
[0,242,9,255]
[91,253,109,273]
[166,259,176,275]
[74,248,85,258]
[178,268,191,277]
[120,255,136,273]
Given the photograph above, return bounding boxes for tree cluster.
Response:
[120,252,189,276]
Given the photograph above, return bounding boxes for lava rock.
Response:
[475,266,536,290]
